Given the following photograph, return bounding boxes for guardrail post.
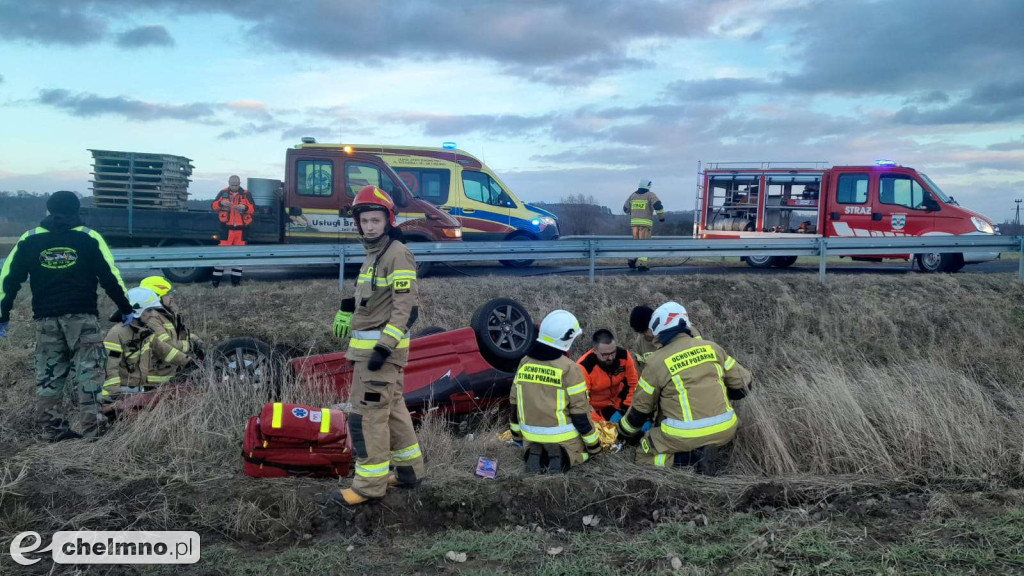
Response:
[339,247,346,291]
[818,238,828,285]
[1019,237,1023,283]
[589,240,596,284]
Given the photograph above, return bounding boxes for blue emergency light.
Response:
[442,141,457,150]
[875,159,897,166]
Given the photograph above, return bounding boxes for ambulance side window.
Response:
[836,173,868,204]
[296,160,333,197]
[879,175,927,210]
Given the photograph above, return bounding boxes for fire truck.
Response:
[695,160,1000,272]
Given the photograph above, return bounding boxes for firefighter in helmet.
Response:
[139,275,203,359]
[509,310,602,474]
[210,175,254,287]
[101,287,159,402]
[622,178,665,271]
[331,185,424,506]
[618,302,752,470]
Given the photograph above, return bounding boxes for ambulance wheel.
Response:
[499,235,536,268]
[743,255,776,268]
[916,252,960,273]
[772,256,798,268]
[471,298,535,367]
[211,338,286,396]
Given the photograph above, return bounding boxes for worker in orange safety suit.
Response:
[210,175,254,287]
[576,329,639,422]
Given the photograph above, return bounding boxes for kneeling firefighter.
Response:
[509,310,602,473]
[332,185,425,506]
[618,302,752,469]
[138,276,203,361]
[101,287,160,400]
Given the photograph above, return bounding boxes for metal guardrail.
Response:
[3,236,1022,285]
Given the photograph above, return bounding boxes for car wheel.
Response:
[470,298,535,368]
[743,255,776,268]
[210,338,286,398]
[916,252,961,273]
[499,235,536,268]
[771,256,798,268]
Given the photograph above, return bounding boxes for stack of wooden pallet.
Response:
[90,149,194,210]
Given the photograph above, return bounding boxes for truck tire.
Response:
[158,240,213,284]
[772,256,798,268]
[210,337,287,398]
[916,253,962,273]
[470,298,535,370]
[743,255,776,268]
[499,234,536,268]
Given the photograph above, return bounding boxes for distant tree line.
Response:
[533,194,695,236]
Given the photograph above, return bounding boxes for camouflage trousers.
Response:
[34,314,106,438]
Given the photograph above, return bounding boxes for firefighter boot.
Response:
[388,466,422,489]
[331,488,377,507]
[627,258,637,269]
[543,444,566,474]
[524,444,544,474]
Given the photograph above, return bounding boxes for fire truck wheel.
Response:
[772,256,798,268]
[743,255,776,268]
[916,252,961,273]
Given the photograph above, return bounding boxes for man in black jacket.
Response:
[0,191,133,440]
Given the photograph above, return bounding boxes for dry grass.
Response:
[0,272,1023,549]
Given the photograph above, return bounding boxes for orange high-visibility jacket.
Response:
[577,347,640,413]
[212,188,254,227]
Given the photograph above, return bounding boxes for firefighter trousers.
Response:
[629,225,652,268]
[523,437,589,471]
[213,229,246,284]
[348,361,425,498]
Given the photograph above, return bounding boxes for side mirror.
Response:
[923,196,940,211]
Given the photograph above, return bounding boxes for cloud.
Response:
[382,112,554,137]
[988,136,1024,152]
[37,89,217,121]
[217,121,285,140]
[0,2,106,45]
[893,81,1024,125]
[116,25,174,48]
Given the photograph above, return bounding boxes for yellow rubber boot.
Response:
[331,488,372,507]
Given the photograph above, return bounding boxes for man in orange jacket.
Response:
[210,175,254,287]
[576,329,640,422]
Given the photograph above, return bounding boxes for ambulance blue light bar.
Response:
[875,159,897,166]
[442,141,457,150]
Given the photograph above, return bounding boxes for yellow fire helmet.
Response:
[140,276,173,297]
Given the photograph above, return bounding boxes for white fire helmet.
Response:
[127,287,162,313]
[649,302,690,336]
[638,178,652,190]
[536,310,582,352]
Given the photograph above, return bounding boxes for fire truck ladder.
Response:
[703,161,830,171]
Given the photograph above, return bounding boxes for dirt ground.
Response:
[1,272,1023,575]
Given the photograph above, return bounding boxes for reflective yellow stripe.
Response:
[103,377,121,388]
[715,364,733,411]
[515,383,525,430]
[272,403,283,428]
[0,229,40,305]
[581,452,590,462]
[320,409,331,434]
[672,375,693,421]
[383,324,405,340]
[79,227,127,292]
[660,412,737,439]
[509,422,521,432]
[620,417,638,434]
[637,378,655,395]
[566,382,588,396]
[104,341,123,352]
[556,389,567,427]
[158,333,170,342]
[724,357,736,370]
[665,345,718,374]
[163,323,174,330]
[355,461,390,478]
[147,375,171,383]
[521,428,579,443]
[514,363,564,387]
[654,454,667,467]
[631,218,653,227]
[164,348,179,363]
[582,430,599,445]
[391,443,421,462]
[349,337,410,349]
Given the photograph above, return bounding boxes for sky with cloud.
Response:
[1,0,1022,221]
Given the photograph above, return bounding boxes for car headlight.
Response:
[538,216,557,227]
[971,216,994,234]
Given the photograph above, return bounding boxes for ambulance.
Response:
[696,160,1000,272]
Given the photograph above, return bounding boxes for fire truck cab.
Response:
[696,161,1000,272]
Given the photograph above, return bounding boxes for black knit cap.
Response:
[47,191,81,216]
[629,305,654,333]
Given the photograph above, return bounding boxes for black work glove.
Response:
[368,344,391,371]
[340,297,356,313]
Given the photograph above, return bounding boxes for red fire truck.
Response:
[695,160,1000,272]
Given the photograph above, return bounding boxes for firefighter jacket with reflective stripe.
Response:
[212,188,254,228]
[0,217,132,323]
[509,353,599,446]
[622,190,664,228]
[103,322,151,393]
[577,347,639,413]
[344,237,418,367]
[622,333,751,452]
[140,308,193,385]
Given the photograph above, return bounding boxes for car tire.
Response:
[916,252,961,273]
[499,234,536,268]
[772,256,798,268]
[743,255,776,268]
[210,337,287,398]
[470,298,535,369]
